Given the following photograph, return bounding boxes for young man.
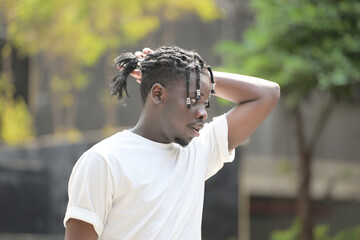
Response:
[64,46,280,240]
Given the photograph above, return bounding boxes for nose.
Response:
[196,106,208,121]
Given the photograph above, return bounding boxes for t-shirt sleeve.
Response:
[63,151,114,237]
[204,114,235,180]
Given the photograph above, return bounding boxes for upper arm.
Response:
[65,218,98,240]
[64,151,114,238]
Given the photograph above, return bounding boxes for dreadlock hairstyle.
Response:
[111,46,216,109]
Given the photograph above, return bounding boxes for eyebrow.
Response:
[190,91,205,97]
[190,94,205,99]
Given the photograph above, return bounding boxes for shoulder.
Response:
[70,131,131,172]
[89,130,129,156]
[195,114,229,144]
[191,114,233,159]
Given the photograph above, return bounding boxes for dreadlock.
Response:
[111,46,216,108]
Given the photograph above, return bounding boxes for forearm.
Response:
[212,71,280,150]
[213,71,280,104]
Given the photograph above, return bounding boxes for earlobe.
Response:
[151,83,166,105]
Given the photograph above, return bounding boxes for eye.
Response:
[191,98,210,108]
[205,100,210,108]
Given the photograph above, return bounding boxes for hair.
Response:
[111,46,215,108]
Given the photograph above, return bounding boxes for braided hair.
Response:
[111,46,216,108]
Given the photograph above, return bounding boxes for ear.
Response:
[150,83,167,105]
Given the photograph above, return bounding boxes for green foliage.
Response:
[271,220,360,240]
[271,220,301,240]
[216,0,360,108]
[0,0,220,64]
[332,226,360,240]
[0,76,34,145]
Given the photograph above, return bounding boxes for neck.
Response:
[131,108,170,144]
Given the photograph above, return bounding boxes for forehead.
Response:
[187,71,211,93]
[167,70,211,98]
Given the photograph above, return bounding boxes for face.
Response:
[159,72,211,147]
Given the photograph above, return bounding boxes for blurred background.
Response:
[0,0,359,239]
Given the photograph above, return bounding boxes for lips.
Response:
[193,127,200,132]
[190,124,204,137]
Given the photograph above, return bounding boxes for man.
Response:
[64,46,280,239]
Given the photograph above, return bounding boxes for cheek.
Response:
[165,108,191,131]
[169,110,188,127]
[166,98,187,117]
[163,96,195,128]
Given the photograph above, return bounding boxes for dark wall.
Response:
[202,147,241,240]
[0,141,93,234]
[0,169,48,233]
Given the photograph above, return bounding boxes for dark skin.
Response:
[131,72,211,147]
[65,219,97,240]
[65,48,280,239]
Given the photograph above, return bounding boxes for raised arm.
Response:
[213,71,280,151]
[126,48,280,151]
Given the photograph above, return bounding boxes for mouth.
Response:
[190,124,203,137]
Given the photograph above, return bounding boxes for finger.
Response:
[130,69,142,79]
[142,48,153,54]
[135,51,145,58]
[136,78,142,84]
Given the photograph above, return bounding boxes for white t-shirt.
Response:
[64,114,235,240]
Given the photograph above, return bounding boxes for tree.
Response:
[0,0,220,139]
[0,32,35,145]
[215,0,360,239]
[0,43,34,145]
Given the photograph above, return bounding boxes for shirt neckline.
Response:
[121,129,177,150]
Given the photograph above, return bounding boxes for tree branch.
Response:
[293,104,307,158]
[308,100,334,157]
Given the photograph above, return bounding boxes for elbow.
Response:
[273,82,281,100]
[268,82,281,105]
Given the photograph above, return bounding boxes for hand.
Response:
[131,48,153,83]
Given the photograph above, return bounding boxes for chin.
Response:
[174,137,192,147]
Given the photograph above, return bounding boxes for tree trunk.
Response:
[65,89,79,130]
[28,55,41,117]
[293,98,334,240]
[294,105,313,240]
[298,151,312,240]
[2,43,14,84]
[294,100,333,240]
